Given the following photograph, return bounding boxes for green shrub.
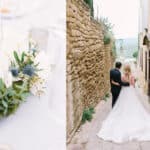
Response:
[84,0,94,16]
[133,51,138,58]
[89,106,95,113]
[82,107,95,123]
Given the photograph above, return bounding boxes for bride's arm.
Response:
[121,76,130,86]
[131,76,135,87]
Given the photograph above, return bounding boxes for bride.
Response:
[97,64,150,143]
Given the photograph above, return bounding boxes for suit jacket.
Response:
[110,68,129,94]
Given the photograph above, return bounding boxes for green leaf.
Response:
[7,89,15,97]
[0,91,3,97]
[0,79,6,90]
[14,84,23,90]
[14,51,21,66]
[0,106,4,111]
[2,100,8,108]
[9,99,20,105]
[20,92,30,100]
[21,52,25,63]
[34,62,40,67]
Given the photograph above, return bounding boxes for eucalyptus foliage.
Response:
[0,48,42,118]
[0,79,29,117]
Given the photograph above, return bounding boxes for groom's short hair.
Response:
[115,62,122,69]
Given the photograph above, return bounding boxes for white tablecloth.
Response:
[0,80,65,150]
[0,0,66,149]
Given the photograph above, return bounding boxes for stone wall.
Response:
[67,0,114,142]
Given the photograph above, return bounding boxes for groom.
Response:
[110,62,130,107]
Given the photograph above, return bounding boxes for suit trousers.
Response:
[112,91,120,107]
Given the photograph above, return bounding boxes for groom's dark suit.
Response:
[110,68,129,107]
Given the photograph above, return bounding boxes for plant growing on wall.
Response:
[103,93,110,101]
[99,17,114,45]
[104,33,111,45]
[82,106,95,123]
[112,41,117,57]
[100,17,114,33]
[84,0,94,17]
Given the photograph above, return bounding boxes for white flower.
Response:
[34,51,51,80]
[30,79,45,96]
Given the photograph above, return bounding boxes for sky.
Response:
[94,0,139,39]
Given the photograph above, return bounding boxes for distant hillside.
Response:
[115,38,138,58]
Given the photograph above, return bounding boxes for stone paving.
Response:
[67,87,150,150]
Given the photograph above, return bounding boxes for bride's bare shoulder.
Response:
[121,75,126,81]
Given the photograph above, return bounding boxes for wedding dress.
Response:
[97,77,150,143]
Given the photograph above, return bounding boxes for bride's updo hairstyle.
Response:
[123,64,131,75]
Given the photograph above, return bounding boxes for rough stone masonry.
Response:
[67,0,114,142]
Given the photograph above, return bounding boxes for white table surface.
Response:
[0,0,66,149]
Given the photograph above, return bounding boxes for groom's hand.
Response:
[116,82,120,86]
[126,82,130,86]
[121,81,130,86]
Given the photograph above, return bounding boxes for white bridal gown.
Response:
[97,85,150,143]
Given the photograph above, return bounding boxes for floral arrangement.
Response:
[0,45,50,118]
